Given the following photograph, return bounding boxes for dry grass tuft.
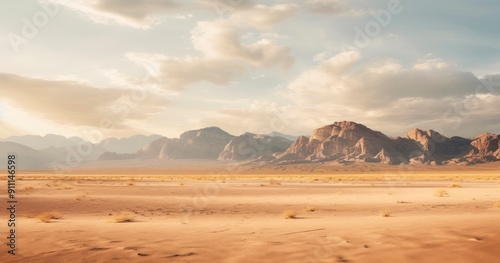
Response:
[126,181,135,186]
[435,189,449,197]
[269,179,281,185]
[283,210,298,219]
[448,184,462,188]
[113,212,136,223]
[305,205,316,212]
[379,210,391,217]
[36,212,63,223]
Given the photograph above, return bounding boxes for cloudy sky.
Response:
[1,0,499,140]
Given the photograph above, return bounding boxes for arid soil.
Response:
[1,166,499,263]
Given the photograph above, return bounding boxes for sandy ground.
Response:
[1,171,499,263]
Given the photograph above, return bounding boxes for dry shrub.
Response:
[435,189,449,197]
[379,210,391,217]
[283,210,297,219]
[36,212,63,223]
[114,212,136,223]
[448,184,462,188]
[269,179,281,185]
[305,205,316,212]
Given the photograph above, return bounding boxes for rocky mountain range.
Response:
[0,134,162,169]
[274,121,494,165]
[137,127,235,160]
[1,121,499,169]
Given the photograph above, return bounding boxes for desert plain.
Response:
[1,162,499,263]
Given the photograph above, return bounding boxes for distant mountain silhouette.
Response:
[219,133,292,161]
[137,127,234,159]
[1,122,499,169]
[4,134,85,150]
[267,131,299,142]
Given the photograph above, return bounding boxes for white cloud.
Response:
[229,4,299,29]
[281,51,500,135]
[125,13,294,90]
[0,73,169,129]
[50,0,179,28]
[304,0,365,16]
[413,57,455,71]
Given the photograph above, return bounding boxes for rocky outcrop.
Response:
[279,121,407,164]
[218,133,292,161]
[277,121,498,165]
[402,128,472,163]
[137,127,234,159]
[469,133,499,156]
[451,132,500,164]
[137,137,172,159]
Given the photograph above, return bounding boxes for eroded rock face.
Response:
[218,133,292,161]
[138,121,499,165]
[138,127,234,159]
[137,137,171,159]
[469,133,499,156]
[279,121,407,164]
[278,121,497,165]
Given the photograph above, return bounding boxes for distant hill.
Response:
[137,127,234,159]
[0,142,54,169]
[98,134,162,154]
[219,133,292,161]
[4,134,85,150]
[267,131,299,142]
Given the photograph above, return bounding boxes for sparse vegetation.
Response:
[126,181,135,186]
[36,212,63,223]
[269,179,281,185]
[379,210,391,217]
[113,212,136,223]
[435,189,449,197]
[283,210,298,219]
[448,184,462,188]
[305,205,316,212]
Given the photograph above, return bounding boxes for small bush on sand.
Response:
[36,212,63,223]
[435,189,449,197]
[379,210,391,217]
[283,210,297,219]
[305,205,316,212]
[269,179,281,185]
[114,212,136,223]
[448,184,462,188]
